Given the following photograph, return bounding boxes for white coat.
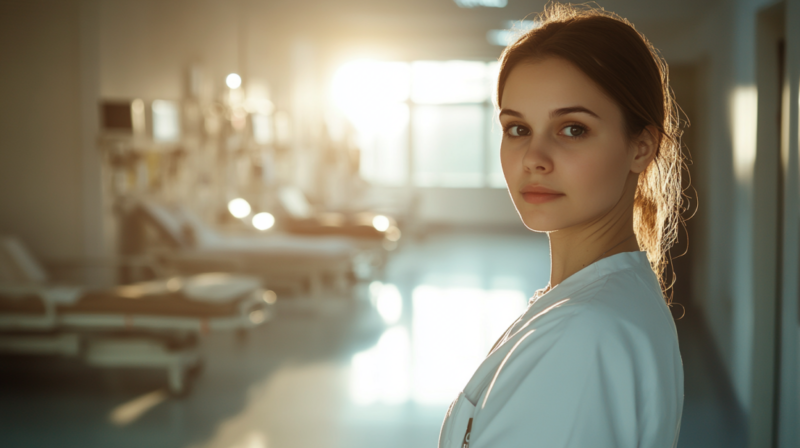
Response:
[438,251,683,448]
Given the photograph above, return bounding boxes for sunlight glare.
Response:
[731,85,758,184]
[350,326,411,405]
[331,60,410,130]
[411,61,489,104]
[376,283,403,324]
[349,284,527,406]
[411,285,526,404]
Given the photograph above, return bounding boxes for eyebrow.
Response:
[498,106,601,119]
[550,106,600,119]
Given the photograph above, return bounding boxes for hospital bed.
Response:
[0,236,274,395]
[276,186,401,242]
[127,200,381,296]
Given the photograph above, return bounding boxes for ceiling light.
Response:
[226,73,242,89]
[454,0,506,8]
[252,212,275,231]
[228,198,251,218]
[488,21,541,47]
[372,215,390,232]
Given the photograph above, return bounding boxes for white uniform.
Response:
[438,251,683,448]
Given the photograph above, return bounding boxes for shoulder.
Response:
[511,268,677,370]
[558,264,672,340]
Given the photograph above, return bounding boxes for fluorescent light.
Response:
[488,21,541,47]
[454,0,507,8]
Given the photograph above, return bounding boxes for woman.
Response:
[438,4,686,448]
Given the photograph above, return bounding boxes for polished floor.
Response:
[0,231,744,448]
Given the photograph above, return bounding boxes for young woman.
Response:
[438,4,686,448]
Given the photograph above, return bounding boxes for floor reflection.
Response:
[351,283,527,407]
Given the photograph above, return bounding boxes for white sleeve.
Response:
[469,308,642,448]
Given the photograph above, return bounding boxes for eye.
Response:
[506,124,531,137]
[561,124,586,138]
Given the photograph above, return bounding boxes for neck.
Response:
[546,203,639,289]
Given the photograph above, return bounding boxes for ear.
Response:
[630,125,659,174]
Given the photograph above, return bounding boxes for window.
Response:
[331,60,504,188]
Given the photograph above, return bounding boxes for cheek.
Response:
[562,144,629,207]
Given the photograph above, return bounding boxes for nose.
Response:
[521,137,554,174]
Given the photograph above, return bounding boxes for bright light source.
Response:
[731,86,758,184]
[228,198,251,218]
[454,0,506,7]
[226,73,242,89]
[372,215,390,232]
[411,61,489,104]
[488,21,541,47]
[331,60,410,128]
[252,212,275,230]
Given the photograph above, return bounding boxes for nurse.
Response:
[438,4,686,448]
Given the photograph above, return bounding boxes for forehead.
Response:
[500,57,620,119]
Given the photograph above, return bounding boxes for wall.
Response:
[0,0,104,273]
[683,0,800,446]
[777,3,800,447]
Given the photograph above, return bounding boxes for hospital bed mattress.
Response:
[0,274,274,395]
[0,274,274,332]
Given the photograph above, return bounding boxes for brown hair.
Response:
[497,2,688,302]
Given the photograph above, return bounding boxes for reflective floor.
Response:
[0,231,743,448]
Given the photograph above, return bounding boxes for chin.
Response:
[518,213,564,233]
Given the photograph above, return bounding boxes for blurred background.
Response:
[0,0,798,447]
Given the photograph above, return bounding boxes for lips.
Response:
[520,185,564,204]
